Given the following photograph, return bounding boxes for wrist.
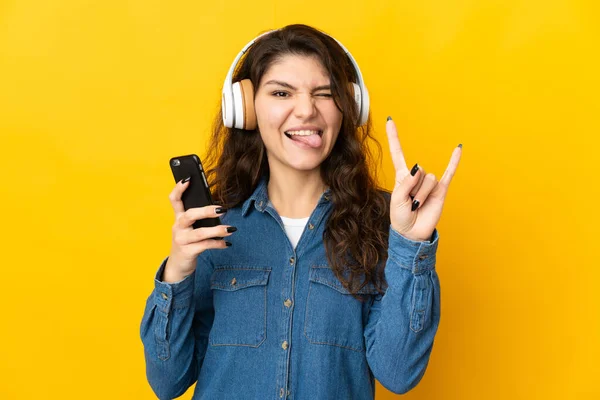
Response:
[390,225,431,243]
[163,257,192,283]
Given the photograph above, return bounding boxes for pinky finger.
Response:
[188,239,232,255]
[440,145,462,187]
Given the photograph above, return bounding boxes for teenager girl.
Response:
[140,24,462,400]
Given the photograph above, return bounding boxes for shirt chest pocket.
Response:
[209,267,271,347]
[304,266,379,353]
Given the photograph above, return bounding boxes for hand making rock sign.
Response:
[386,116,463,242]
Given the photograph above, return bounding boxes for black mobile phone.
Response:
[169,154,221,229]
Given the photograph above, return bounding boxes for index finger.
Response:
[386,117,409,174]
[168,177,190,216]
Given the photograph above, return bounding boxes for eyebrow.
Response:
[264,80,331,91]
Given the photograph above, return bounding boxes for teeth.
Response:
[285,130,321,136]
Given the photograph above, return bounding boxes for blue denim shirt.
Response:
[140,176,440,400]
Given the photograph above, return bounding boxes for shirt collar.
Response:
[241,174,332,217]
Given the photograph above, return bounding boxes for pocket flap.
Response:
[309,266,379,295]
[210,268,271,291]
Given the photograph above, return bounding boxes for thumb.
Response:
[397,163,421,199]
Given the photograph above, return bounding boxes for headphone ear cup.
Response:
[349,83,363,125]
[231,79,257,130]
[239,79,257,130]
[231,81,244,129]
[359,84,369,126]
[222,85,234,128]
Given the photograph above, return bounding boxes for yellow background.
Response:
[1,0,598,399]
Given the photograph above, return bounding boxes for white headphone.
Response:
[221,29,370,130]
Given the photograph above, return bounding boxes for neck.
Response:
[267,168,327,218]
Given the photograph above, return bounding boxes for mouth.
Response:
[284,130,324,139]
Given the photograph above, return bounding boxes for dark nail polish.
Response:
[410,163,419,176]
[226,226,237,233]
[458,143,462,148]
[215,207,227,214]
[387,116,392,121]
[182,176,191,183]
[225,241,232,247]
[411,199,420,211]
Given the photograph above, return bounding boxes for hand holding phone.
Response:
[163,154,236,282]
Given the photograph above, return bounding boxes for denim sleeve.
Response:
[364,225,441,394]
[139,251,214,400]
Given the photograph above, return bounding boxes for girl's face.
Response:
[254,54,343,173]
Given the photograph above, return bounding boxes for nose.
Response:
[293,93,317,120]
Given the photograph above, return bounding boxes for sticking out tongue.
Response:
[288,132,322,148]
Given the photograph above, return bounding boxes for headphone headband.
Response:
[222,28,370,129]
[222,31,273,98]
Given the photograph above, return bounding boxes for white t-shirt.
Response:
[280,215,310,249]
[266,200,310,249]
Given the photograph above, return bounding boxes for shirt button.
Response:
[160,293,168,300]
[284,299,292,308]
[258,200,263,207]
[280,388,284,397]
[230,277,237,286]
[418,254,428,260]
[282,340,289,350]
[308,223,314,230]
[289,257,295,266]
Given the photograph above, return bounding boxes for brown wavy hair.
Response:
[202,24,391,301]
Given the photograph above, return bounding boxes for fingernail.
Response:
[410,163,419,176]
[458,143,462,148]
[215,207,227,214]
[226,226,237,233]
[411,199,420,211]
[182,176,191,183]
[225,241,232,247]
[387,116,392,121]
